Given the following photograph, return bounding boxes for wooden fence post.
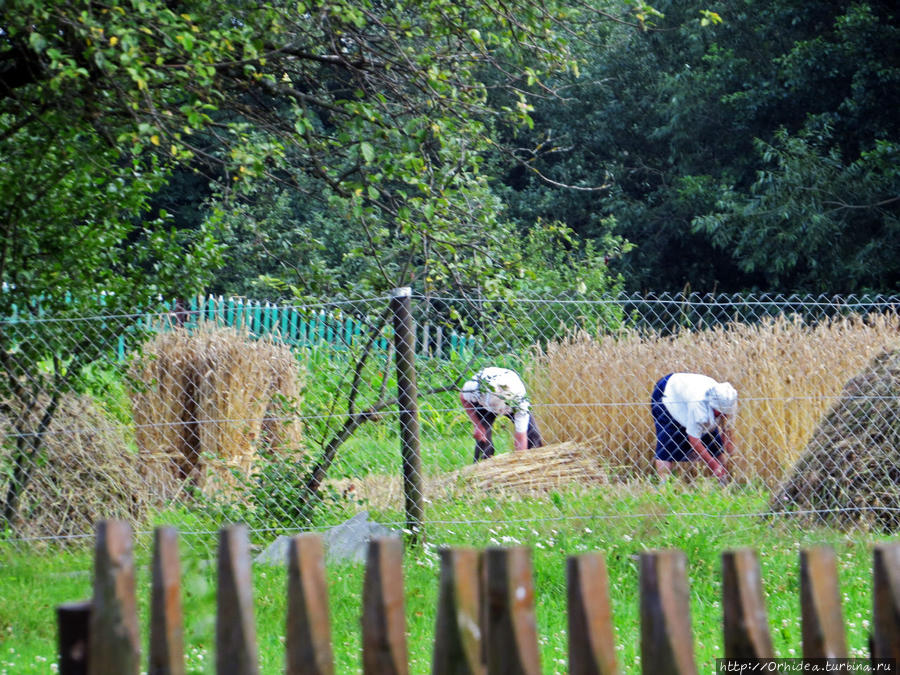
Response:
[57,601,91,675]
[89,519,141,675]
[432,548,485,675]
[362,537,409,675]
[217,524,260,675]
[871,542,900,660]
[149,527,185,675]
[799,546,847,658]
[639,549,698,675]
[483,547,541,675]
[567,553,619,675]
[286,534,335,675]
[721,549,774,658]
[390,287,424,544]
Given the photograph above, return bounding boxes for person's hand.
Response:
[713,463,729,486]
[473,425,488,443]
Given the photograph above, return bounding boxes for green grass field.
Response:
[0,471,890,675]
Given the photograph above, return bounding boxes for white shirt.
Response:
[661,372,719,439]
[461,367,531,433]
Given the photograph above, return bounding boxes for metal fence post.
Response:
[390,287,424,544]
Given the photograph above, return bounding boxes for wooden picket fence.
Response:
[56,520,900,674]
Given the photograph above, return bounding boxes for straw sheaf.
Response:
[130,323,304,497]
[527,313,900,486]
[1,392,156,539]
[334,440,609,511]
[446,440,609,493]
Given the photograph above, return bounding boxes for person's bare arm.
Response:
[688,435,728,484]
[460,393,488,442]
[513,431,527,451]
[718,426,735,469]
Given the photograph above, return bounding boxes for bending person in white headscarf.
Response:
[650,372,738,484]
[460,367,544,462]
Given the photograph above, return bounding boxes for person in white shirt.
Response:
[460,367,544,462]
[650,372,738,484]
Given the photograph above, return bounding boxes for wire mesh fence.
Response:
[1,291,899,557]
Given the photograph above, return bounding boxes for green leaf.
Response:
[360,142,375,164]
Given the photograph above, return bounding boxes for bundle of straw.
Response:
[1,392,155,539]
[130,323,304,497]
[441,439,609,494]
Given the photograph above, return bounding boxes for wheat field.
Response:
[527,314,900,485]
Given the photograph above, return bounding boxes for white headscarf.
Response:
[706,382,738,415]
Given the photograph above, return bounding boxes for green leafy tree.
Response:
[695,128,900,291]
[2,0,630,523]
[495,0,900,293]
[692,3,900,291]
[1,25,223,528]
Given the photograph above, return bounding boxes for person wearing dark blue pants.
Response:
[651,372,737,484]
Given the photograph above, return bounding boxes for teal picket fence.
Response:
[124,294,478,362]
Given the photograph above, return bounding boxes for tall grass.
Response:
[528,313,900,485]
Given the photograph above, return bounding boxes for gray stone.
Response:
[254,534,293,567]
[322,510,398,564]
[253,511,399,567]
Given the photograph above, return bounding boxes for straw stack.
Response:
[1,392,153,539]
[130,324,304,497]
[447,440,609,493]
[772,347,900,531]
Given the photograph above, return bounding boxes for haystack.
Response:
[130,324,305,498]
[1,392,156,539]
[411,439,611,507]
[771,348,900,531]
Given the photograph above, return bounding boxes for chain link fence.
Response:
[1,291,899,556]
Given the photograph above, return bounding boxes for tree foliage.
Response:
[494,0,900,293]
[1,0,629,525]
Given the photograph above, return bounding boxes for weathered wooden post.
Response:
[721,548,774,658]
[362,537,409,675]
[567,553,620,675]
[57,601,91,675]
[89,519,141,675]
[390,287,423,544]
[149,527,185,675]
[286,534,335,675]
[799,546,847,658]
[217,524,260,675]
[483,547,541,675]
[872,542,900,661]
[432,548,485,675]
[639,549,698,675]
